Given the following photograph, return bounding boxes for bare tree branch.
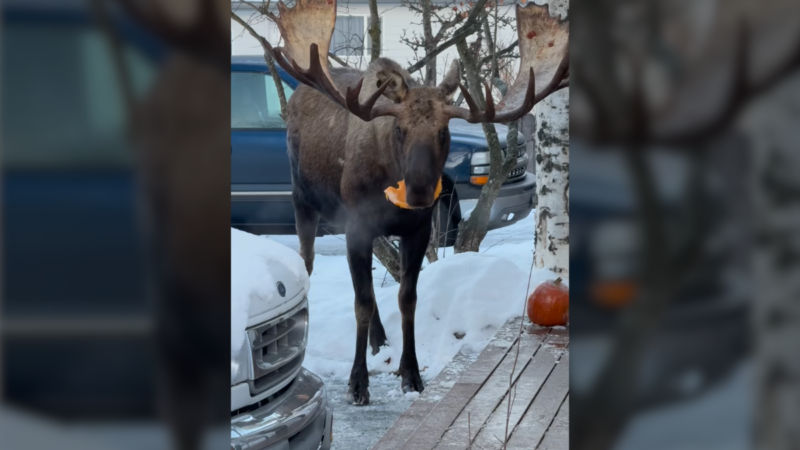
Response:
[483,15,497,79]
[238,1,350,67]
[406,0,491,74]
[242,0,278,21]
[421,0,436,85]
[231,10,288,115]
[328,51,351,67]
[479,39,517,67]
[432,8,465,43]
[368,0,382,62]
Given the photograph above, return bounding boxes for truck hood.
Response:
[231,229,310,353]
[448,118,525,149]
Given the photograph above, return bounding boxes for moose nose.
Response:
[405,181,436,209]
[404,143,438,208]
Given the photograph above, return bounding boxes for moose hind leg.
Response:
[345,227,376,405]
[369,303,388,355]
[398,222,431,393]
[293,196,319,275]
[369,241,389,354]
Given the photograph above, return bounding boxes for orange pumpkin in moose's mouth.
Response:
[384,179,443,209]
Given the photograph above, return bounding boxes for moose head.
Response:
[265,0,569,208]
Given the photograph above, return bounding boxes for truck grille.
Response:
[245,300,308,396]
[508,166,527,180]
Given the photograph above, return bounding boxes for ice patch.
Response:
[386,389,402,398]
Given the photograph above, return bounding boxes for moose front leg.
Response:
[398,220,432,393]
[345,227,377,405]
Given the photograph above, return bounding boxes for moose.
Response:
[266,0,568,404]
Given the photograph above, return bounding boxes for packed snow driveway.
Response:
[259,213,560,449]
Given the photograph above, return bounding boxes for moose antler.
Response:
[445,3,569,123]
[265,0,400,121]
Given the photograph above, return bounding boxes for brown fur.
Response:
[287,58,460,404]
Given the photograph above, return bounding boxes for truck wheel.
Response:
[434,186,461,248]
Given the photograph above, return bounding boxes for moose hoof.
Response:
[345,384,370,406]
[400,367,424,394]
[369,324,388,356]
[346,371,371,406]
[369,338,388,356]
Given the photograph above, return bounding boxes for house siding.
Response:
[231,2,518,85]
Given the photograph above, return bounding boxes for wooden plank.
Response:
[471,333,567,450]
[537,395,569,450]
[432,330,548,450]
[372,318,522,450]
[506,353,569,449]
[371,350,476,450]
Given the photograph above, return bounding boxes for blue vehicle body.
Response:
[231,55,537,240]
[2,3,161,418]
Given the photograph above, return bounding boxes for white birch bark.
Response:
[534,86,569,275]
[744,74,800,450]
[533,0,569,276]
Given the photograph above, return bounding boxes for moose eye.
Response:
[396,126,405,139]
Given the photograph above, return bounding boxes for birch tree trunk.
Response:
[533,0,569,276]
[534,88,569,275]
[746,75,800,450]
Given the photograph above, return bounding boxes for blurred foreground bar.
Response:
[1,0,229,449]
[570,0,800,449]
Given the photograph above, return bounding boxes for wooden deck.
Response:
[372,318,569,450]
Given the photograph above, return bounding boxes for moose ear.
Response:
[438,60,460,99]
[376,70,408,103]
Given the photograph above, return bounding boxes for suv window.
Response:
[231,72,294,129]
[1,23,155,169]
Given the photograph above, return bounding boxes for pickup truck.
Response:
[231,55,536,245]
[231,230,332,450]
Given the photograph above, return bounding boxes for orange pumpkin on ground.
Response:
[527,278,569,326]
[384,178,443,209]
[590,279,636,309]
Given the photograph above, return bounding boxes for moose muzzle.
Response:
[404,144,441,209]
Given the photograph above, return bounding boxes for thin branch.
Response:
[231,10,288,114]
[407,0,491,74]
[479,39,518,67]
[432,11,465,43]
[242,0,278,21]
[328,52,351,67]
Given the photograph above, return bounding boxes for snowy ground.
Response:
[266,211,563,449]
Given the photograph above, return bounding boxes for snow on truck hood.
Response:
[231,228,310,353]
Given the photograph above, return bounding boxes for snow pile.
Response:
[303,251,561,380]
[230,228,309,353]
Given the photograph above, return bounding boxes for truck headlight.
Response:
[472,165,490,175]
[231,336,251,385]
[471,151,490,165]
